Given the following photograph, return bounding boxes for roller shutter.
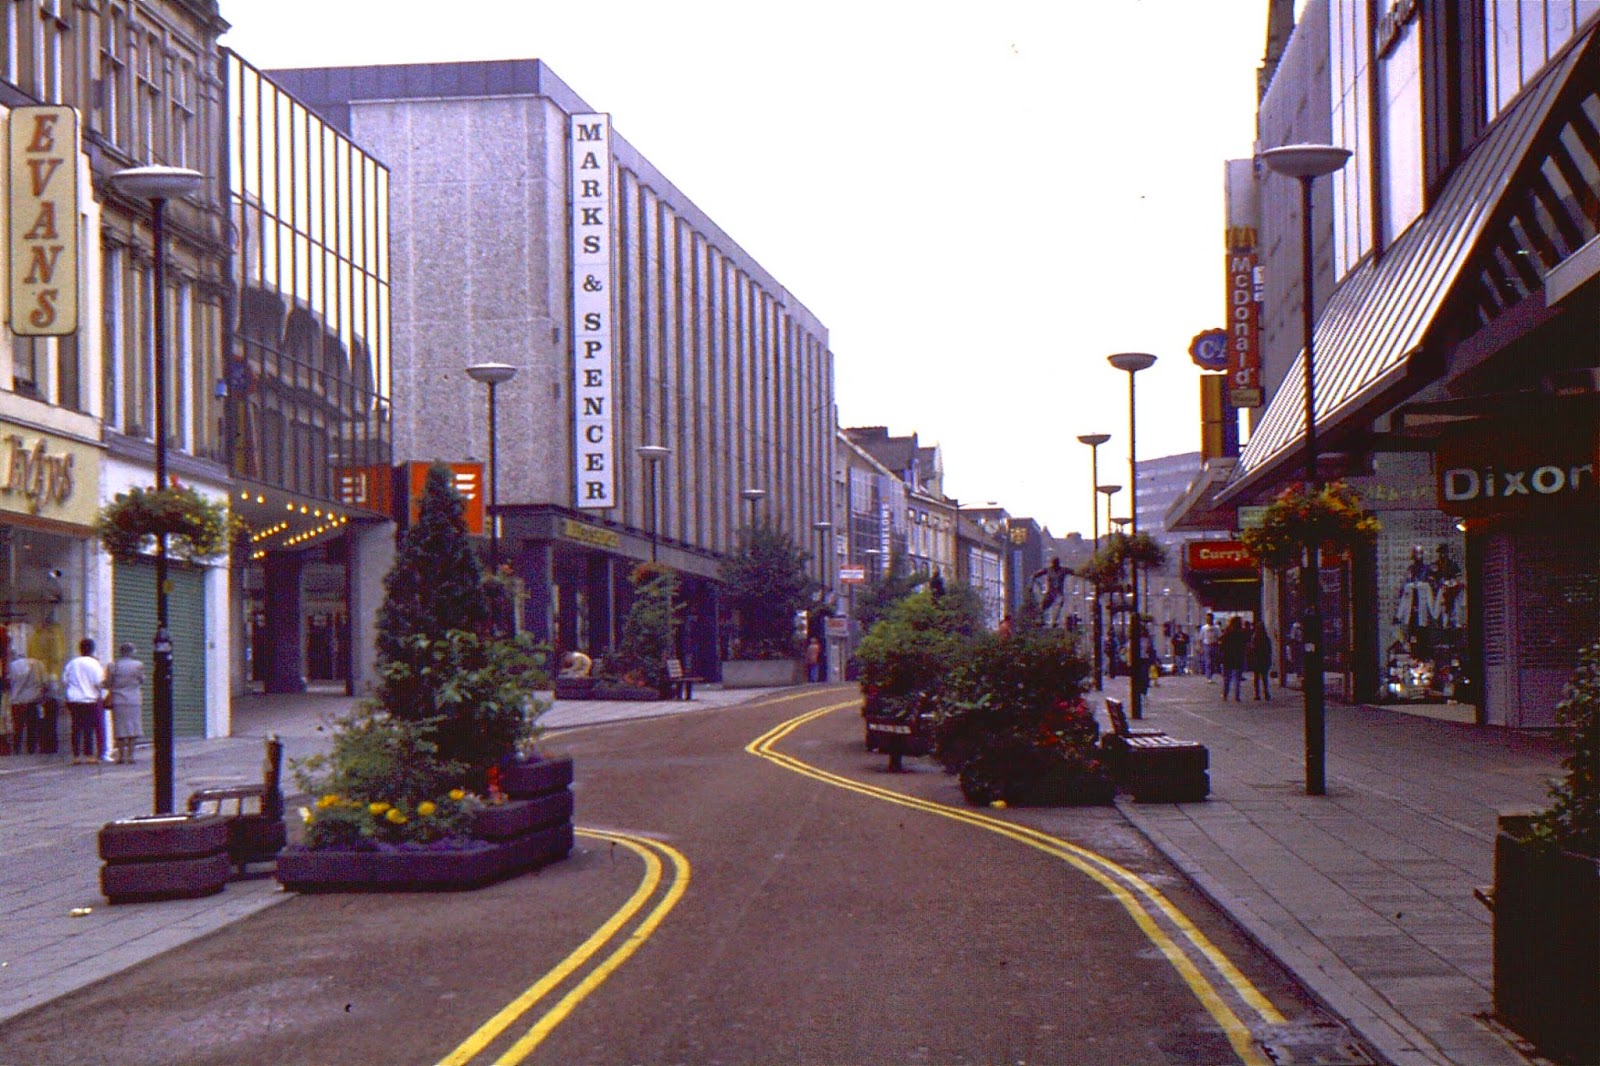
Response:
[113,559,208,738]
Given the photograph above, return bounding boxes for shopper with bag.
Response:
[103,642,145,764]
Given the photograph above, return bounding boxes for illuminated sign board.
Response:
[570,113,615,509]
[1223,159,1261,408]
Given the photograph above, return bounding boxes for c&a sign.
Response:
[7,106,80,336]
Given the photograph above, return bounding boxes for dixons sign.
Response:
[1437,426,1598,518]
[570,113,615,509]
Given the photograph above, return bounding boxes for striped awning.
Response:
[1221,28,1596,503]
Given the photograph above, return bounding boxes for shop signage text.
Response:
[3,433,73,511]
[1437,427,1598,518]
[7,106,80,336]
[1224,249,1262,408]
[1186,540,1258,574]
[406,462,483,534]
[561,518,620,550]
[570,113,615,510]
[839,565,865,584]
[0,425,98,527]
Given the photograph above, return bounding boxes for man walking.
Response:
[62,639,107,764]
[1199,615,1222,682]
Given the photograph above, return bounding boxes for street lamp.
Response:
[1108,351,1157,719]
[111,164,204,816]
[465,362,518,571]
[1262,142,1350,796]
[637,444,670,563]
[812,520,833,587]
[1077,433,1111,691]
[1097,484,1121,536]
[740,487,767,534]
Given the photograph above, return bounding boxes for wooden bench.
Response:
[1101,698,1209,803]
[665,658,702,701]
[187,735,287,871]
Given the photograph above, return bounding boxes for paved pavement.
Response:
[0,675,1566,1065]
[1112,672,1560,1066]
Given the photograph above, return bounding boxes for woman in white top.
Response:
[61,638,106,764]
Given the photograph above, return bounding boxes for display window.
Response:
[0,523,86,681]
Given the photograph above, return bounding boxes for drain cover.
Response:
[1255,1022,1374,1065]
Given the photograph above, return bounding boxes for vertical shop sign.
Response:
[1223,159,1261,408]
[570,113,615,509]
[8,106,80,336]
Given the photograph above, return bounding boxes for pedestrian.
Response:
[62,638,107,764]
[1200,615,1222,681]
[805,637,822,683]
[1032,559,1069,627]
[103,642,146,764]
[1249,623,1273,701]
[1219,617,1248,702]
[7,646,47,755]
[1171,627,1190,675]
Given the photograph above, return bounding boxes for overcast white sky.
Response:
[220,0,1269,538]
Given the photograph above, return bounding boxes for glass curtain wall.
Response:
[221,51,392,502]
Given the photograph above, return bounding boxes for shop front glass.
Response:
[1,523,86,705]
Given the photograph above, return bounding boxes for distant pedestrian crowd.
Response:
[2,639,146,764]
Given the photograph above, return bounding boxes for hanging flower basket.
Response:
[1240,481,1380,569]
[96,484,236,562]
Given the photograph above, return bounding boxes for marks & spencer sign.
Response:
[570,113,615,510]
[7,106,80,336]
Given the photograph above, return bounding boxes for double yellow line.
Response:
[747,701,1287,1066]
[436,828,689,1066]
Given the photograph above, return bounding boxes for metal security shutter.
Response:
[113,560,208,738]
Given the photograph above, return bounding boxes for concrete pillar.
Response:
[347,521,395,696]
[262,551,306,694]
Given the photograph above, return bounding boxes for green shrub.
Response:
[1531,639,1600,858]
[856,586,984,719]
[602,563,681,692]
[722,521,813,659]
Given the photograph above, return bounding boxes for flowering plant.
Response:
[1240,481,1380,569]
[299,787,481,849]
[97,483,238,561]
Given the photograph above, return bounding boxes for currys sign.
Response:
[570,113,615,509]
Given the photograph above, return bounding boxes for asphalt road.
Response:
[0,686,1341,1065]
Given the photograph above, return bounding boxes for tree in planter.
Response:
[853,549,925,633]
[371,463,549,788]
[856,584,985,720]
[721,521,812,659]
[934,626,1105,806]
[602,563,682,693]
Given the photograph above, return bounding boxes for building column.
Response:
[262,551,306,694]
[347,521,395,696]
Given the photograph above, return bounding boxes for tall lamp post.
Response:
[740,487,767,534]
[465,362,518,570]
[111,165,204,816]
[1107,352,1157,719]
[637,444,670,562]
[1077,433,1111,690]
[813,520,833,680]
[1262,142,1350,796]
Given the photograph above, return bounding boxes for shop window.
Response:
[12,338,40,400]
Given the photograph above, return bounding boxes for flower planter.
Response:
[276,839,521,893]
[590,680,661,701]
[499,754,574,800]
[554,676,596,700]
[1493,818,1600,1064]
[720,659,802,688]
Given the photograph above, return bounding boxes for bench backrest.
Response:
[666,658,685,680]
[1105,698,1130,737]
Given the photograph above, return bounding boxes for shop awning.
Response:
[1221,29,1595,504]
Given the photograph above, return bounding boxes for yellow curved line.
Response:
[436,829,685,1066]
[749,701,1282,1065]
[494,832,691,1065]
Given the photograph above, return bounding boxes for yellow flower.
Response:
[368,802,391,816]
[417,801,437,817]
[990,800,1008,810]
[299,806,313,824]
[317,794,340,809]
[448,789,466,801]
[385,808,408,825]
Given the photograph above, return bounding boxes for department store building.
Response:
[268,60,838,681]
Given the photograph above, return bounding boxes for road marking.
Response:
[437,828,689,1066]
[748,701,1285,1066]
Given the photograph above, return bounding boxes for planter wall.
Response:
[278,756,577,894]
[98,814,232,904]
[720,659,802,688]
[1493,822,1600,1064]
